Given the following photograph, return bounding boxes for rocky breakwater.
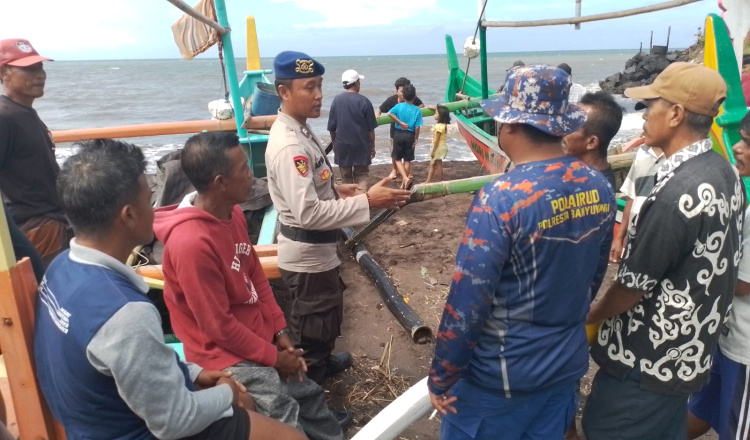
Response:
[599,48,692,94]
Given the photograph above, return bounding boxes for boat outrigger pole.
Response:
[481,0,701,28]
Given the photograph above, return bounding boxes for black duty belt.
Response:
[279,224,339,244]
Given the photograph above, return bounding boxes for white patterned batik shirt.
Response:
[591,138,744,396]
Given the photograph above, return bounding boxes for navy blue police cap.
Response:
[273,51,325,79]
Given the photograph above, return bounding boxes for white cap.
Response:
[341,69,364,86]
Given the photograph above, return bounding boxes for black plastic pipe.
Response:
[341,227,432,344]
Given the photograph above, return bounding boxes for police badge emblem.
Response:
[293,155,310,176]
[295,59,314,74]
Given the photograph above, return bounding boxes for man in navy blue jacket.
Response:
[428,65,615,440]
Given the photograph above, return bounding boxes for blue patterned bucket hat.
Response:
[480,65,586,137]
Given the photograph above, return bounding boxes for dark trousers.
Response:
[279,268,344,384]
[582,368,687,440]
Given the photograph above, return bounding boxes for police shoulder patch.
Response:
[293,155,310,177]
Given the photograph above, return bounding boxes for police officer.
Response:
[266,51,411,384]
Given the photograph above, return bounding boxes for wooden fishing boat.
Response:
[443,0,746,180]
[444,36,511,174]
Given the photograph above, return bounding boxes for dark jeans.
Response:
[279,268,344,384]
[582,368,687,440]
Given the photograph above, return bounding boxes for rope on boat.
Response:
[211,0,232,105]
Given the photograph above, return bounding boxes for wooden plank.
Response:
[608,152,636,170]
[134,251,280,285]
[252,244,278,258]
[0,258,64,439]
[259,256,280,280]
[0,209,15,273]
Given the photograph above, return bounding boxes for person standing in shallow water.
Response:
[376,77,424,180]
[428,65,615,440]
[327,69,377,190]
[425,105,451,183]
[265,51,411,385]
[387,84,422,189]
[0,38,71,266]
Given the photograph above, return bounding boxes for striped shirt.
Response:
[620,145,664,224]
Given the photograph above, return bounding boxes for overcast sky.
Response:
[0,0,722,60]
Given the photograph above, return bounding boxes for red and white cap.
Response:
[0,39,52,67]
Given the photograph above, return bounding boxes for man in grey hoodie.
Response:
[33,138,306,440]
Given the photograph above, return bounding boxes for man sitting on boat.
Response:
[428,65,616,440]
[562,90,623,189]
[34,138,305,440]
[153,132,348,440]
[0,38,71,266]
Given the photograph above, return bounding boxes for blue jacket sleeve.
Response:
[428,186,510,395]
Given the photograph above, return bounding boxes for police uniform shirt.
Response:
[266,112,370,273]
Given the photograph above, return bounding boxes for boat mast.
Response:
[213,0,250,162]
[478,0,489,99]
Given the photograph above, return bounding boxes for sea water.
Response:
[37,51,645,173]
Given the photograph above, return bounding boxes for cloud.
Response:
[271,0,437,28]
[0,0,164,54]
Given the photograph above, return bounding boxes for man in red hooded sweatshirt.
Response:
[154,132,348,440]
